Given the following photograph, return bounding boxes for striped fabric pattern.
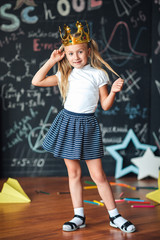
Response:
[42,109,104,160]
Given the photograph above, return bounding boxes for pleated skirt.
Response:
[42,109,104,160]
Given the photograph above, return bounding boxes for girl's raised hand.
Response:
[111,78,124,93]
[50,48,65,63]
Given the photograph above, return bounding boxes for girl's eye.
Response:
[69,53,73,56]
[79,51,83,53]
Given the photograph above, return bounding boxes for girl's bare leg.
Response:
[63,159,85,231]
[64,159,83,208]
[85,158,116,210]
[85,158,135,233]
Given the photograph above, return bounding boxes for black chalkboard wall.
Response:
[0,0,159,178]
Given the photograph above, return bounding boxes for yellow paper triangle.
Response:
[0,192,30,203]
[6,178,30,201]
[0,178,31,203]
[146,170,160,204]
[146,189,160,204]
[158,170,160,189]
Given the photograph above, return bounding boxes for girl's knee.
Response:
[86,159,107,185]
[90,171,107,185]
[68,168,81,180]
[64,159,82,180]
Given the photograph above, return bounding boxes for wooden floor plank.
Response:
[0,177,159,240]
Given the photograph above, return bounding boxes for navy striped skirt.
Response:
[42,109,104,160]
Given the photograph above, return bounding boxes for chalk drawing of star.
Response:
[131,148,160,180]
[14,0,37,10]
[106,129,157,179]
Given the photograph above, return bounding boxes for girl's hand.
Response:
[111,78,124,93]
[50,48,65,63]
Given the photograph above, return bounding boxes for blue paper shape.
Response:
[106,129,157,179]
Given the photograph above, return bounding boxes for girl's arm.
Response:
[32,49,65,87]
[99,78,124,111]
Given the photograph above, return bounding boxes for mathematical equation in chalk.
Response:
[11,158,46,168]
[1,83,59,111]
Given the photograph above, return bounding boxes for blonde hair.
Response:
[57,39,120,102]
[57,51,72,103]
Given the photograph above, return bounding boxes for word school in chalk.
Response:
[0,0,103,32]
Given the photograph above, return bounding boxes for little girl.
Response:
[32,21,136,233]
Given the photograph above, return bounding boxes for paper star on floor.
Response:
[131,148,160,180]
[106,129,157,179]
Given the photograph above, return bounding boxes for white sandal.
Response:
[109,214,136,233]
[62,215,86,232]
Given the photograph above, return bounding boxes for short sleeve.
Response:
[56,71,61,83]
[97,70,109,88]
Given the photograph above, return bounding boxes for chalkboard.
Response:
[0,0,159,178]
[150,1,160,152]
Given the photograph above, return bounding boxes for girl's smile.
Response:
[65,43,90,69]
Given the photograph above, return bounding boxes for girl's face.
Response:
[65,43,90,69]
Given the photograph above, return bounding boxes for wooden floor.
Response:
[0,176,159,240]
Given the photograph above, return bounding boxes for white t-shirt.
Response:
[56,64,109,113]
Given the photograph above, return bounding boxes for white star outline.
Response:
[106,129,157,179]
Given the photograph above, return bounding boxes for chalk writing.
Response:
[33,38,61,52]
[28,29,59,38]
[152,132,160,150]
[100,123,127,145]
[155,80,160,95]
[115,69,141,103]
[113,0,140,17]
[11,158,45,168]
[0,57,10,80]
[125,103,147,119]
[0,3,38,32]
[100,124,128,134]
[121,69,141,94]
[43,0,103,20]
[0,0,157,178]
[0,83,52,111]
[100,20,147,67]
[154,40,160,55]
[43,2,56,20]
[0,28,24,48]
[0,43,35,81]
[95,105,120,116]
[2,108,38,151]
[134,123,148,143]
[130,10,146,28]
[28,106,58,153]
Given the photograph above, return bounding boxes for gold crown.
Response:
[59,21,90,46]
